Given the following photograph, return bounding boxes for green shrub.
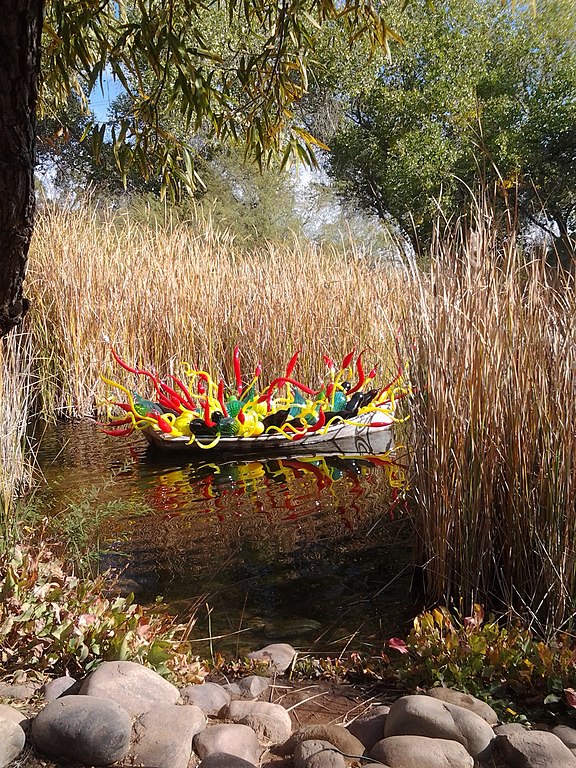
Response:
[0,546,204,681]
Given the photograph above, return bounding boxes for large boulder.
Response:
[31,695,132,766]
[282,725,365,756]
[193,723,261,764]
[180,682,231,715]
[0,719,26,768]
[554,725,576,752]
[40,676,78,701]
[0,703,28,729]
[247,643,297,673]
[426,687,498,725]
[346,706,390,750]
[222,675,270,700]
[130,702,206,768]
[384,694,494,759]
[495,730,576,768]
[198,753,257,768]
[79,660,179,717]
[294,739,346,768]
[223,699,292,741]
[371,735,474,768]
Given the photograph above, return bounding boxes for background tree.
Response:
[326,0,576,259]
[0,0,396,337]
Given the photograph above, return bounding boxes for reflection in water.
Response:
[144,453,407,524]
[36,421,416,653]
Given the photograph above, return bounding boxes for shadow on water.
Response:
[35,420,419,655]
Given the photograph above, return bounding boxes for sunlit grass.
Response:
[404,205,576,634]
[0,332,34,550]
[18,196,576,635]
[25,202,408,418]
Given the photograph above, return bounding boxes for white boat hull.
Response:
[143,410,394,457]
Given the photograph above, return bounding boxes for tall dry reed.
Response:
[25,202,408,418]
[0,331,34,548]
[405,205,576,634]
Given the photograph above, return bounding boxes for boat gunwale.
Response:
[142,409,394,456]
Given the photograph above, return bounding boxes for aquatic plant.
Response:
[25,201,407,420]
[403,199,576,634]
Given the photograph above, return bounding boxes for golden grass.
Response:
[404,206,576,634]
[25,203,408,418]
[19,196,576,634]
[0,332,33,542]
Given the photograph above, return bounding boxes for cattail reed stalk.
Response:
[405,200,576,634]
[25,202,407,418]
[0,331,33,549]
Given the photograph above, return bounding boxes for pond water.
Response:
[35,421,418,656]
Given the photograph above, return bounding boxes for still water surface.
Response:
[36,421,416,655]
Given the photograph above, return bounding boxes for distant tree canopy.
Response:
[325,0,576,259]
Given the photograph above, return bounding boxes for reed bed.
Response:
[405,207,576,634]
[0,331,34,548]
[23,196,576,635]
[24,203,407,418]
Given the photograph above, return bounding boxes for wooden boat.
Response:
[142,408,394,457]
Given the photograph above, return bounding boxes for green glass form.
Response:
[226,398,242,417]
[218,417,241,436]
[332,390,348,412]
[132,392,162,416]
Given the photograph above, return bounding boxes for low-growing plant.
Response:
[387,605,576,723]
[0,545,205,682]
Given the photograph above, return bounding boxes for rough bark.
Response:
[0,0,43,337]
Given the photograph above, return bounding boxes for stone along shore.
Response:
[2,642,576,768]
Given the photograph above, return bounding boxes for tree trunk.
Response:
[0,0,43,337]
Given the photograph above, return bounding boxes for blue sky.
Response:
[89,72,125,123]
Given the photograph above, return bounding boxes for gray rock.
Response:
[294,739,346,768]
[79,660,179,717]
[222,675,269,700]
[0,719,26,768]
[384,694,494,759]
[199,753,257,768]
[426,687,498,725]
[180,682,231,715]
[282,725,365,756]
[0,703,28,728]
[0,682,36,700]
[554,725,576,751]
[222,682,243,698]
[494,723,529,736]
[241,713,291,744]
[223,699,292,738]
[247,643,297,673]
[131,703,206,768]
[194,723,261,764]
[495,730,576,767]
[306,752,347,768]
[238,675,270,699]
[31,695,132,766]
[346,706,390,750]
[371,734,475,768]
[41,676,78,700]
